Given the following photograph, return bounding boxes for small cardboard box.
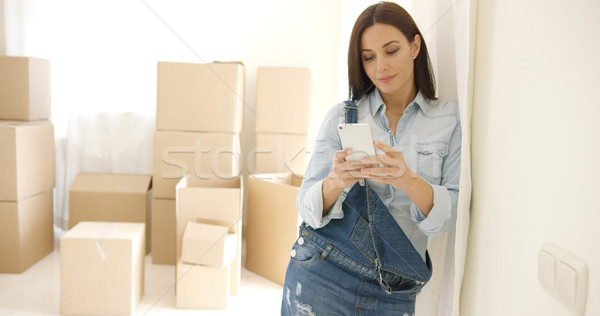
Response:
[0,190,54,273]
[0,120,55,201]
[69,173,152,253]
[176,175,242,295]
[153,130,241,199]
[151,198,176,265]
[255,66,310,134]
[181,222,237,267]
[0,56,51,121]
[60,222,145,315]
[156,61,244,133]
[176,262,230,309]
[253,132,308,175]
[246,173,303,285]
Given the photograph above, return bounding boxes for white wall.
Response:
[462,0,600,315]
[0,0,5,54]
[7,0,343,162]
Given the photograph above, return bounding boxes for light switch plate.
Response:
[556,261,577,305]
[538,250,556,290]
[539,242,588,315]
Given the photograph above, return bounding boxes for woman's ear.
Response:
[412,34,421,59]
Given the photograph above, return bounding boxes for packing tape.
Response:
[94,223,116,260]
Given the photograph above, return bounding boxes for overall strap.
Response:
[343,100,358,124]
[345,100,388,290]
[364,181,393,293]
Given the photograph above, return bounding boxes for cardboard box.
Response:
[60,222,145,315]
[151,198,176,265]
[153,130,241,199]
[246,173,303,285]
[0,120,55,201]
[255,67,310,134]
[181,222,237,267]
[176,175,242,295]
[253,132,308,175]
[0,56,51,121]
[176,262,230,309]
[69,173,152,253]
[157,61,244,133]
[0,190,54,273]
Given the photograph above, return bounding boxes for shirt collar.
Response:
[368,88,431,116]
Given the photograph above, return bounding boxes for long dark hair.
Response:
[348,2,436,101]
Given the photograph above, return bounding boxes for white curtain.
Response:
[54,113,154,230]
[410,0,476,315]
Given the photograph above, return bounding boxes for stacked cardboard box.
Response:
[152,61,244,265]
[175,175,243,306]
[245,67,310,284]
[0,56,54,273]
[60,222,145,315]
[176,221,237,309]
[252,67,310,175]
[68,173,152,253]
[246,173,303,285]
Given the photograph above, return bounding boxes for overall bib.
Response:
[281,101,432,316]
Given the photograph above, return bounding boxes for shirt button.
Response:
[415,281,422,285]
[290,249,297,257]
[386,194,391,198]
[441,150,447,155]
[298,237,305,245]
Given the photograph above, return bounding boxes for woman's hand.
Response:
[321,149,368,214]
[361,141,434,215]
[359,141,418,190]
[327,149,368,189]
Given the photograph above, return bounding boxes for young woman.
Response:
[282,2,461,315]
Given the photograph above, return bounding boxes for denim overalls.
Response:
[281,101,432,315]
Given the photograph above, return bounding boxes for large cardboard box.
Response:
[176,175,242,295]
[176,262,230,309]
[0,191,54,273]
[156,61,244,133]
[153,130,241,199]
[69,173,152,253]
[151,198,176,265]
[253,132,308,175]
[246,173,303,285]
[60,222,145,315]
[255,67,310,134]
[0,56,51,121]
[0,121,55,201]
[181,222,237,267]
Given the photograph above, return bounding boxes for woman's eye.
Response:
[362,55,374,62]
[387,48,399,56]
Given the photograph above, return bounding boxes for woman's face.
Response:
[360,23,420,97]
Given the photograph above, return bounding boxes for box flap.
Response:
[70,173,152,194]
[63,221,145,240]
[0,120,53,128]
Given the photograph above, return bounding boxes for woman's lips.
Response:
[378,74,396,84]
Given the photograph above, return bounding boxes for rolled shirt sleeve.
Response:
[410,117,462,236]
[297,104,346,229]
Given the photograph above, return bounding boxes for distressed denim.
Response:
[282,181,431,315]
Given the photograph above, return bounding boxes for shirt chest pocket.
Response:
[415,142,449,184]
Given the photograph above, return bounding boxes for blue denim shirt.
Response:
[297,89,461,260]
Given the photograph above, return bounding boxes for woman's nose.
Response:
[377,59,389,74]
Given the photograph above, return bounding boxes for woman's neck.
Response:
[380,84,418,113]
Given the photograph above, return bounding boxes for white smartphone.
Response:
[337,123,376,161]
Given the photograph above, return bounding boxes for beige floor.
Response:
[0,229,284,315]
